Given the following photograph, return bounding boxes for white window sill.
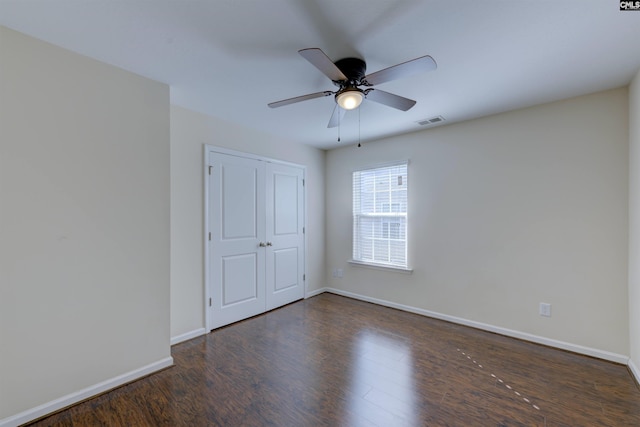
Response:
[348,260,413,274]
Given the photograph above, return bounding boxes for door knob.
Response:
[266,242,273,246]
[258,242,266,247]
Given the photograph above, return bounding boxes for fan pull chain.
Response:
[337,108,341,142]
[357,105,361,147]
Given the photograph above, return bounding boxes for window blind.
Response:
[352,162,408,268]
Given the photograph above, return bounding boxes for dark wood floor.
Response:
[26,293,640,426]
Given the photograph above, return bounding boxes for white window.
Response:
[352,162,408,268]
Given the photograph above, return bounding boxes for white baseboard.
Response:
[629,358,640,385]
[0,356,174,427]
[305,287,328,298]
[323,287,630,365]
[171,327,207,346]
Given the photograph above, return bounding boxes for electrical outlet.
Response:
[539,303,551,317]
[336,268,343,278]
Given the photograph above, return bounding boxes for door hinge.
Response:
[303,274,306,281]
[302,179,305,187]
[209,297,212,306]
[208,232,211,241]
[209,165,212,175]
[303,227,305,234]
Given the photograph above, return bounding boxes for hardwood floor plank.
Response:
[24,293,640,426]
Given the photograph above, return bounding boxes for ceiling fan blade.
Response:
[268,91,333,108]
[327,105,346,128]
[363,55,436,86]
[299,48,348,82]
[365,89,416,111]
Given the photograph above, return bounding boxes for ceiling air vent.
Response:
[417,116,445,126]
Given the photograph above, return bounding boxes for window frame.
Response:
[350,161,412,273]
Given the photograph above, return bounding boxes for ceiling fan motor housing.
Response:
[334,57,367,85]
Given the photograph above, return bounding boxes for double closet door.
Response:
[207,149,305,330]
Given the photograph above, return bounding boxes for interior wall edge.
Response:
[321,288,630,365]
[628,66,640,381]
[305,287,329,299]
[170,328,207,346]
[0,357,174,427]
[629,358,640,386]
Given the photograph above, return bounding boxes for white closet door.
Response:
[209,153,266,329]
[265,163,305,310]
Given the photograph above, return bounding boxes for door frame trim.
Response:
[203,145,307,331]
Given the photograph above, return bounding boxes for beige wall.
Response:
[170,105,325,340]
[325,88,629,357]
[0,27,171,423]
[629,69,640,373]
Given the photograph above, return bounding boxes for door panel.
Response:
[274,173,298,235]
[221,165,258,239]
[265,163,305,310]
[273,248,298,291]
[222,253,258,305]
[210,153,265,329]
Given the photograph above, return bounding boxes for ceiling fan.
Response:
[268,48,437,128]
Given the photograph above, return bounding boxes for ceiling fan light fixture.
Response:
[336,89,364,110]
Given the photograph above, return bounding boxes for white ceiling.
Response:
[2,0,640,149]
